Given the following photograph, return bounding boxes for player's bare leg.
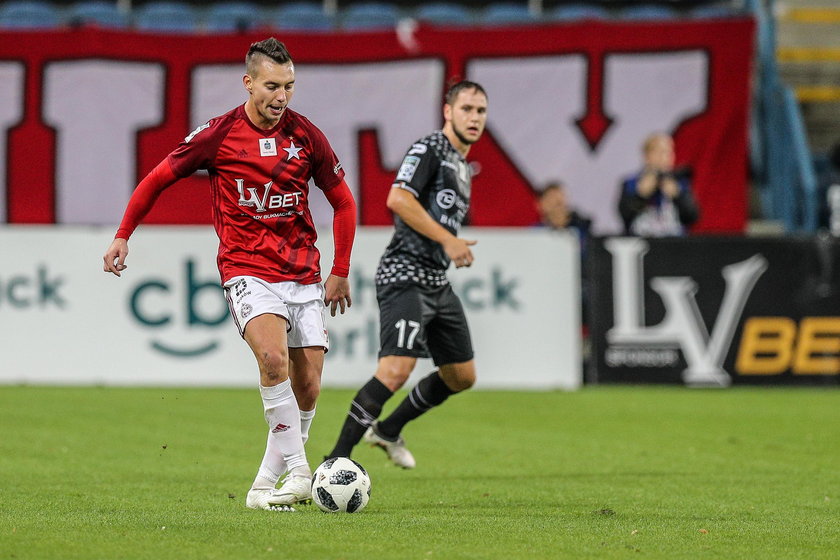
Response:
[244,314,311,510]
[289,346,324,445]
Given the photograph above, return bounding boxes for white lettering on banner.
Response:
[191,60,444,226]
[605,347,679,368]
[44,60,165,224]
[0,62,24,223]
[605,237,768,386]
[469,51,708,233]
[33,54,709,228]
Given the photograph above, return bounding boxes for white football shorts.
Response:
[223,276,329,351]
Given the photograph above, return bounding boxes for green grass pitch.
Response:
[1,385,838,559]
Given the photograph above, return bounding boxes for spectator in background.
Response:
[536,180,592,246]
[536,180,592,332]
[618,132,699,236]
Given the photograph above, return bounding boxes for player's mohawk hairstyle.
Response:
[444,80,487,106]
[246,38,293,75]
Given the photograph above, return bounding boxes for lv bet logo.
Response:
[604,238,768,386]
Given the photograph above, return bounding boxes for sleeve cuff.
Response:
[330,264,350,278]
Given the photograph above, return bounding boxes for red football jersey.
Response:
[167,104,345,284]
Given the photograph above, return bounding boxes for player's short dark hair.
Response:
[444,80,487,106]
[246,38,293,75]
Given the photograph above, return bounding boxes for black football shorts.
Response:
[376,282,474,365]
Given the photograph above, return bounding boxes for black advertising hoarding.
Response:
[588,236,840,386]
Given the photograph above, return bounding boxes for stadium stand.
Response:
[66,1,129,28]
[205,1,262,32]
[748,0,819,231]
[0,0,61,28]
[273,1,334,30]
[548,3,610,21]
[0,0,822,232]
[688,3,741,19]
[415,2,472,25]
[480,2,536,24]
[619,3,679,20]
[0,1,756,31]
[341,1,401,29]
[134,1,200,32]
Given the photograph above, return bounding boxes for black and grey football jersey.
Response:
[375,131,472,287]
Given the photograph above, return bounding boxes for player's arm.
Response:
[322,179,357,316]
[387,186,476,268]
[102,160,179,277]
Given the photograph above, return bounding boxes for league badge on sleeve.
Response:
[397,156,420,182]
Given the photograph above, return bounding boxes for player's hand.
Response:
[103,238,129,277]
[324,274,352,317]
[443,237,477,268]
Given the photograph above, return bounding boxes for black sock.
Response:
[377,370,455,439]
[327,377,393,458]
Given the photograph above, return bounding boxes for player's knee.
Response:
[450,371,476,392]
[258,348,290,383]
[376,360,413,390]
[294,377,320,409]
[440,363,476,392]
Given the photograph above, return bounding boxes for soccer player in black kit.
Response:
[327,81,488,468]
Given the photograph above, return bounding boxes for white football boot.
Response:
[271,471,313,505]
[363,422,416,469]
[245,489,297,512]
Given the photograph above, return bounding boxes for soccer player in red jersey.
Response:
[103,38,357,511]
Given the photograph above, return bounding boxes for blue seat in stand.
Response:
[481,3,536,25]
[341,2,401,30]
[273,2,334,30]
[549,3,610,21]
[0,1,61,29]
[206,2,263,32]
[67,1,130,28]
[416,3,472,25]
[134,1,200,32]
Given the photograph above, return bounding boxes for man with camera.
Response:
[618,132,699,236]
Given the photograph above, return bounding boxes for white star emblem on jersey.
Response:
[283,141,303,161]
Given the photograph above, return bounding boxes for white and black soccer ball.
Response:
[311,457,371,513]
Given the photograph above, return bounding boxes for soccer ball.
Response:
[311,457,371,513]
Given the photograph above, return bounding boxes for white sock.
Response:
[252,407,317,488]
[251,380,307,489]
[300,407,316,445]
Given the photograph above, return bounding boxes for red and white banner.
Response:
[0,20,753,233]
